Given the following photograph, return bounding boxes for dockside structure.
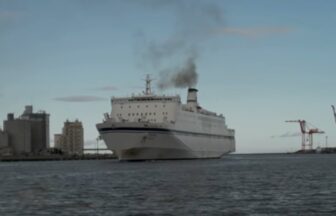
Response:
[0,129,10,155]
[1,106,50,155]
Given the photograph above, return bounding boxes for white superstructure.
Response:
[96,75,235,160]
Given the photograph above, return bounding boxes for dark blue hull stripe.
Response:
[99,127,234,139]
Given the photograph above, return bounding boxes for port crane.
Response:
[285,120,324,151]
[331,105,336,124]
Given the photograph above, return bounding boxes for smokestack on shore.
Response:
[187,88,198,111]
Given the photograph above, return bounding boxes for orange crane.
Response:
[285,120,324,151]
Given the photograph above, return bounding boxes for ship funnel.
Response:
[187,88,198,111]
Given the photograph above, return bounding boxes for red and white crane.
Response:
[285,120,307,150]
[306,128,324,150]
[285,120,324,151]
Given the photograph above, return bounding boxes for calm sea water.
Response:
[1,154,336,215]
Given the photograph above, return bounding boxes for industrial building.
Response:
[1,106,50,155]
[0,128,9,147]
[54,120,84,155]
[0,128,11,155]
[54,134,63,150]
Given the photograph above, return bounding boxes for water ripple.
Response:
[1,154,336,215]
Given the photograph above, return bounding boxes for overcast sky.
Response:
[1,0,336,153]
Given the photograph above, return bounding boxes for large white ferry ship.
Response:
[96,75,235,160]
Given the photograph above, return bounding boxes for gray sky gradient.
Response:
[1,0,336,153]
[53,96,106,102]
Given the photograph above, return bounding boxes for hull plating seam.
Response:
[98,127,234,139]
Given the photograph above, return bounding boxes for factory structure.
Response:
[54,120,84,155]
[0,106,50,156]
[0,129,10,155]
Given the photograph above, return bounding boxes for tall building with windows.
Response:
[55,120,84,155]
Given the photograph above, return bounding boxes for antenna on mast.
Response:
[143,74,154,95]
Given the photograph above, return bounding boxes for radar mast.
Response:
[144,74,153,95]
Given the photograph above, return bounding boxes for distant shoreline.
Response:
[0,154,116,162]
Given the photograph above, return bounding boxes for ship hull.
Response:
[97,124,235,161]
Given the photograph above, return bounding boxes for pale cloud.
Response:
[271,131,301,138]
[218,27,293,38]
[93,85,118,91]
[53,96,106,102]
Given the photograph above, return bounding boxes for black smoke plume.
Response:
[158,57,198,89]
[133,0,224,89]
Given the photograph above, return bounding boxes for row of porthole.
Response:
[116,112,168,117]
[127,112,168,116]
[120,104,166,109]
[128,112,155,116]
